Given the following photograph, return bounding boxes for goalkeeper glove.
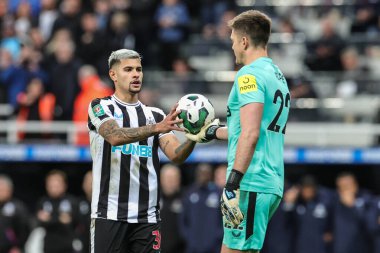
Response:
[221,169,244,227]
[185,119,221,143]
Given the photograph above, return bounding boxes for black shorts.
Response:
[90,218,161,253]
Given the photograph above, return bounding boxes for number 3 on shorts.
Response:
[152,230,161,250]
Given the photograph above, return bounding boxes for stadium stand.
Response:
[1,0,380,252]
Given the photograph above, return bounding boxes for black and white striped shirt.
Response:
[88,95,171,223]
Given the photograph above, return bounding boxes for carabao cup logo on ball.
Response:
[176,94,215,135]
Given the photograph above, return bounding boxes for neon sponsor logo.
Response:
[112,144,152,157]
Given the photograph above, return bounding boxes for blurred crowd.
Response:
[1,0,380,126]
[2,164,380,253]
[0,0,235,123]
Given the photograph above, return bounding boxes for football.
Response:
[176,94,215,135]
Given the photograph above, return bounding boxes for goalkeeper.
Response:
[186,10,290,253]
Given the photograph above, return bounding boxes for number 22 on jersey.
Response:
[267,89,290,134]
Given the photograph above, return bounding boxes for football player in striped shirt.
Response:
[88,49,196,253]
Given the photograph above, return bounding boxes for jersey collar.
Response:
[112,95,141,107]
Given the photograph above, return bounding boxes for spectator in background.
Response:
[14,43,51,120]
[200,0,230,28]
[179,163,223,253]
[0,41,48,109]
[160,164,185,253]
[103,11,136,76]
[351,6,378,34]
[106,11,136,53]
[288,76,318,99]
[0,175,30,253]
[29,27,46,52]
[283,175,333,253]
[262,184,296,253]
[76,170,92,253]
[44,27,72,55]
[287,76,320,122]
[0,47,29,108]
[73,65,113,145]
[214,164,227,189]
[305,17,344,71]
[14,1,33,40]
[0,0,6,25]
[51,0,82,42]
[1,16,21,61]
[333,172,373,253]
[73,65,113,122]
[199,1,234,39]
[45,35,82,121]
[109,0,129,11]
[36,170,80,253]
[155,0,190,70]
[336,47,369,98]
[38,0,58,42]
[215,10,236,40]
[367,195,380,253]
[77,12,107,72]
[8,0,40,17]
[128,0,159,66]
[93,0,110,31]
[16,78,55,137]
[172,57,210,94]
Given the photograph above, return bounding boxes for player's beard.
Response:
[128,84,142,94]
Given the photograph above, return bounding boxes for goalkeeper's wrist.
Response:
[225,169,244,191]
[205,125,222,140]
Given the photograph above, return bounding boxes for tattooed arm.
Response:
[99,106,183,146]
[159,134,196,164]
[99,120,158,145]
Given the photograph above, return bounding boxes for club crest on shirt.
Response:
[238,74,257,94]
[114,112,123,119]
[92,104,105,117]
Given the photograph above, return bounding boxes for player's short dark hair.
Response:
[228,10,271,49]
[336,171,356,181]
[46,169,67,184]
[108,49,141,69]
[0,174,13,190]
[300,175,317,188]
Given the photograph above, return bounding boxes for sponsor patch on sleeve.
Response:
[92,104,105,117]
[238,74,257,94]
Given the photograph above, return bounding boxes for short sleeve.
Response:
[88,99,114,132]
[235,67,266,108]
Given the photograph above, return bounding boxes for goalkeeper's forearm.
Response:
[215,126,228,140]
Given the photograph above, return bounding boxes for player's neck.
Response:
[243,47,268,65]
[114,91,139,104]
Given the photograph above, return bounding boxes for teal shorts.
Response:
[223,191,281,251]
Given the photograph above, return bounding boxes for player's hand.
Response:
[157,104,184,133]
[283,186,300,204]
[184,119,220,143]
[221,188,244,227]
[220,169,245,227]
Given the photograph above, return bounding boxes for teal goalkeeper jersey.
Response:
[227,57,290,197]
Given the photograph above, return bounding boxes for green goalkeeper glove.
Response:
[220,169,244,227]
[185,119,221,143]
